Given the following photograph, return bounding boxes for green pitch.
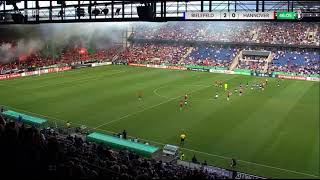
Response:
[0,65,319,179]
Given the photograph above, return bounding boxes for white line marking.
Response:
[92,98,175,129]
[93,85,211,129]
[2,105,319,178]
[153,84,228,102]
[25,70,126,90]
[153,84,210,100]
[0,83,16,88]
[93,127,319,178]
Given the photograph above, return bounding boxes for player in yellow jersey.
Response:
[180,133,186,146]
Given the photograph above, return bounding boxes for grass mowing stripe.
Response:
[0,65,121,85]
[22,70,127,90]
[1,104,318,178]
[0,65,318,178]
[93,84,212,129]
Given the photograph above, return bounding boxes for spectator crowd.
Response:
[0,46,120,75]
[133,22,319,46]
[1,21,319,77]
[0,115,227,179]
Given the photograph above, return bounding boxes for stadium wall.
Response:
[0,62,112,81]
[177,160,266,179]
[127,63,319,82]
[0,67,71,80]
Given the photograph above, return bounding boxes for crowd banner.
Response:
[177,160,265,179]
[177,160,202,170]
[0,67,71,81]
[91,62,112,67]
[190,68,210,72]
[0,73,22,80]
[306,77,320,81]
[209,69,228,73]
[166,66,187,70]
[277,74,307,81]
[146,64,167,69]
[251,71,276,78]
[186,65,211,70]
[128,63,147,67]
[235,172,266,179]
[203,165,233,178]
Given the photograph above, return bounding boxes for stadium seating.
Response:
[1,40,318,78]
[118,43,189,65]
[0,46,120,75]
[1,21,319,77]
[184,46,238,68]
[133,22,319,46]
[0,116,227,179]
[269,50,320,76]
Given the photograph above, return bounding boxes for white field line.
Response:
[0,83,16,88]
[2,105,319,178]
[93,85,211,129]
[153,84,209,100]
[24,70,126,90]
[0,70,126,90]
[153,84,226,101]
[92,128,319,178]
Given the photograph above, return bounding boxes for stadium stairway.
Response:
[178,24,211,64]
[229,50,242,70]
[306,27,318,44]
[178,47,194,64]
[112,54,119,61]
[262,52,275,73]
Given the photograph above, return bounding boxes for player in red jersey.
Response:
[179,100,184,110]
[138,91,143,101]
[214,80,219,87]
[226,90,231,101]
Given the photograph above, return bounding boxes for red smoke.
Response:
[79,48,87,55]
[19,54,27,61]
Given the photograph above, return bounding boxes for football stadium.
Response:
[0,1,319,179]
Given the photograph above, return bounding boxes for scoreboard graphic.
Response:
[184,11,275,20]
[184,11,303,20]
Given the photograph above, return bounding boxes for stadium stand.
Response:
[133,22,319,46]
[118,43,189,65]
[0,115,228,179]
[1,21,319,77]
[268,49,320,76]
[0,46,120,75]
[184,46,239,68]
[1,39,318,78]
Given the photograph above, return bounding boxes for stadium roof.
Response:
[0,1,319,24]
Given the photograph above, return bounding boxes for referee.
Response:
[180,133,186,146]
